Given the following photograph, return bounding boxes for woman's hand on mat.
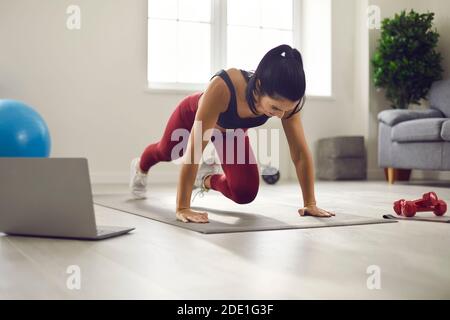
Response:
[298,205,335,218]
[176,208,209,223]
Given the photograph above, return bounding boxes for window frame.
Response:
[146,0,333,99]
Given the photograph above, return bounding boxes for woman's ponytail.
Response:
[291,48,303,66]
[245,44,306,117]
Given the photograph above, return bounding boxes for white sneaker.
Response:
[192,158,221,201]
[129,158,148,199]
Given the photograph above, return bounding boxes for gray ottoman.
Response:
[317,136,367,180]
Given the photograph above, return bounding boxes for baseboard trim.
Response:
[367,168,450,181]
[91,171,179,184]
[91,168,450,185]
[367,169,385,180]
[91,169,291,185]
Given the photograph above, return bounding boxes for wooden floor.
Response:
[1,181,450,299]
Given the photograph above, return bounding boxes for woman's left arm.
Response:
[281,112,335,218]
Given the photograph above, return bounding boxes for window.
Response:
[147,0,332,97]
[226,0,294,71]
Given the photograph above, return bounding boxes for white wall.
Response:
[286,0,361,179]
[353,0,371,175]
[368,0,450,180]
[5,0,433,184]
[0,0,189,183]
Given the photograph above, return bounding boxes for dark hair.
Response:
[245,44,306,119]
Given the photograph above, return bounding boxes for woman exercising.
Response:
[130,44,335,223]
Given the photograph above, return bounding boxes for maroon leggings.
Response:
[140,92,259,204]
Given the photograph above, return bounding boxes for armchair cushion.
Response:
[442,120,450,142]
[429,79,450,118]
[392,118,446,142]
[378,109,443,127]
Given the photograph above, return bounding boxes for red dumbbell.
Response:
[393,192,447,217]
[393,192,435,215]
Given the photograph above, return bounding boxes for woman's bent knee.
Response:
[232,185,259,204]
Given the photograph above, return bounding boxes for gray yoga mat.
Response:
[383,213,450,223]
[93,192,396,234]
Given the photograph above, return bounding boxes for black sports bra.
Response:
[209,69,269,129]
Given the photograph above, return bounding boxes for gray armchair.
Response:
[378,78,450,183]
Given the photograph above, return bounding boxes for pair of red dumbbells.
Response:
[393,192,447,217]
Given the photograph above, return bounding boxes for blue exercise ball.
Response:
[0,99,51,157]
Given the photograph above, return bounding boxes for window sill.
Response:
[145,86,335,101]
[146,82,207,95]
[305,95,335,101]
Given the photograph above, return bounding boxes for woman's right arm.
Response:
[175,77,229,223]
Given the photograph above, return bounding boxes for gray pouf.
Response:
[317,136,367,180]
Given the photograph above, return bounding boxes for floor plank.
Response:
[1,181,450,299]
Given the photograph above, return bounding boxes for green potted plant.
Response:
[372,10,443,109]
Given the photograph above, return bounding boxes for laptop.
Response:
[0,158,135,240]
